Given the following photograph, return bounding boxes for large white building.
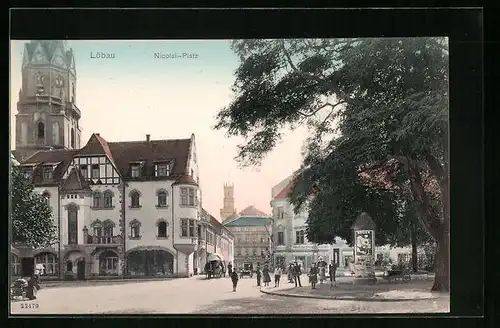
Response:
[10,40,234,280]
[270,172,417,273]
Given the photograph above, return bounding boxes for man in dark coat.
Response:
[228,262,233,276]
[293,262,302,287]
[329,261,337,288]
[231,269,239,291]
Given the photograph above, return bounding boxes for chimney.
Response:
[146,134,151,142]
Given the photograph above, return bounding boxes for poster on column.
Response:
[355,230,374,273]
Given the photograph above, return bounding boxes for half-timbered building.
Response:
[12,132,202,279]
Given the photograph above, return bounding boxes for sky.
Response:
[10,40,310,219]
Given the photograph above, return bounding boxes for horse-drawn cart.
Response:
[205,254,226,279]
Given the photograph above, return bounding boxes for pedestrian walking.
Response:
[256,267,262,287]
[228,262,233,276]
[274,266,282,287]
[231,269,239,292]
[309,263,318,289]
[329,261,337,289]
[262,265,271,287]
[293,262,302,287]
[288,263,294,283]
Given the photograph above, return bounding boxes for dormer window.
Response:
[42,166,53,181]
[22,167,33,179]
[155,163,169,177]
[131,164,141,178]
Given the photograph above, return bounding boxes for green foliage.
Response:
[11,165,57,248]
[216,37,448,260]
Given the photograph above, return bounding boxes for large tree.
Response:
[11,165,57,249]
[215,38,449,291]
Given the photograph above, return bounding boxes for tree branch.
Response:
[298,100,346,118]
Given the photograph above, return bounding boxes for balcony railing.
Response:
[87,236,119,245]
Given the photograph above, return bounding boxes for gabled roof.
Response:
[76,133,115,164]
[172,175,198,186]
[61,167,91,192]
[272,170,302,201]
[223,215,272,227]
[239,205,268,217]
[201,208,234,237]
[21,149,79,185]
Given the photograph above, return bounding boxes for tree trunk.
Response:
[431,230,450,291]
[411,223,418,272]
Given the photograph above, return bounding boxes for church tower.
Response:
[220,183,237,223]
[14,40,82,161]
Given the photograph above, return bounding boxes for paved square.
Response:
[10,276,449,315]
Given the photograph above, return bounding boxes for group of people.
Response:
[225,260,338,292]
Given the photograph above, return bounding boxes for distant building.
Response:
[197,208,234,273]
[223,215,272,269]
[220,183,238,223]
[239,205,269,217]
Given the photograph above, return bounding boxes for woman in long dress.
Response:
[309,263,318,289]
[262,265,271,287]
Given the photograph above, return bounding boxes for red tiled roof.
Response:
[273,169,302,201]
[77,133,115,164]
[239,205,268,216]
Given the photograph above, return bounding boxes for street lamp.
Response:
[312,243,319,265]
[263,218,275,267]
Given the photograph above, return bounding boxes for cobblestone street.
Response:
[11,276,449,315]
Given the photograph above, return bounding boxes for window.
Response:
[103,225,113,243]
[68,207,78,244]
[42,191,50,206]
[157,190,168,207]
[188,188,195,205]
[22,168,33,179]
[93,225,102,237]
[277,231,285,245]
[103,191,113,208]
[93,192,102,208]
[155,164,169,177]
[91,164,99,179]
[80,164,88,178]
[12,255,20,276]
[181,219,196,237]
[100,251,118,273]
[43,166,53,180]
[35,253,58,276]
[295,230,305,244]
[70,128,75,148]
[157,220,167,237]
[253,248,257,256]
[237,248,241,256]
[129,219,141,239]
[131,164,141,178]
[52,121,60,145]
[130,191,141,208]
[181,188,188,205]
[37,121,45,140]
[398,253,409,264]
[277,207,284,219]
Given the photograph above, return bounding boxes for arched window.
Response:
[156,189,168,207]
[71,82,75,102]
[21,122,28,146]
[103,190,113,208]
[101,220,115,244]
[70,128,75,148]
[37,121,45,140]
[130,190,141,208]
[35,253,58,276]
[52,121,60,145]
[42,191,51,206]
[157,219,168,238]
[68,205,78,245]
[129,219,141,239]
[99,250,118,275]
[93,191,102,208]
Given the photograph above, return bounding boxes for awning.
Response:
[207,253,224,262]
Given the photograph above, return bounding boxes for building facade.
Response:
[223,215,272,269]
[12,133,204,279]
[195,208,234,274]
[270,172,418,274]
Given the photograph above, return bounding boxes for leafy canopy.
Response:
[11,165,57,248]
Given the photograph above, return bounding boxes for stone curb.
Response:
[40,278,176,288]
[259,288,440,302]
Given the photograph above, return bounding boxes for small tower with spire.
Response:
[220,182,237,222]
